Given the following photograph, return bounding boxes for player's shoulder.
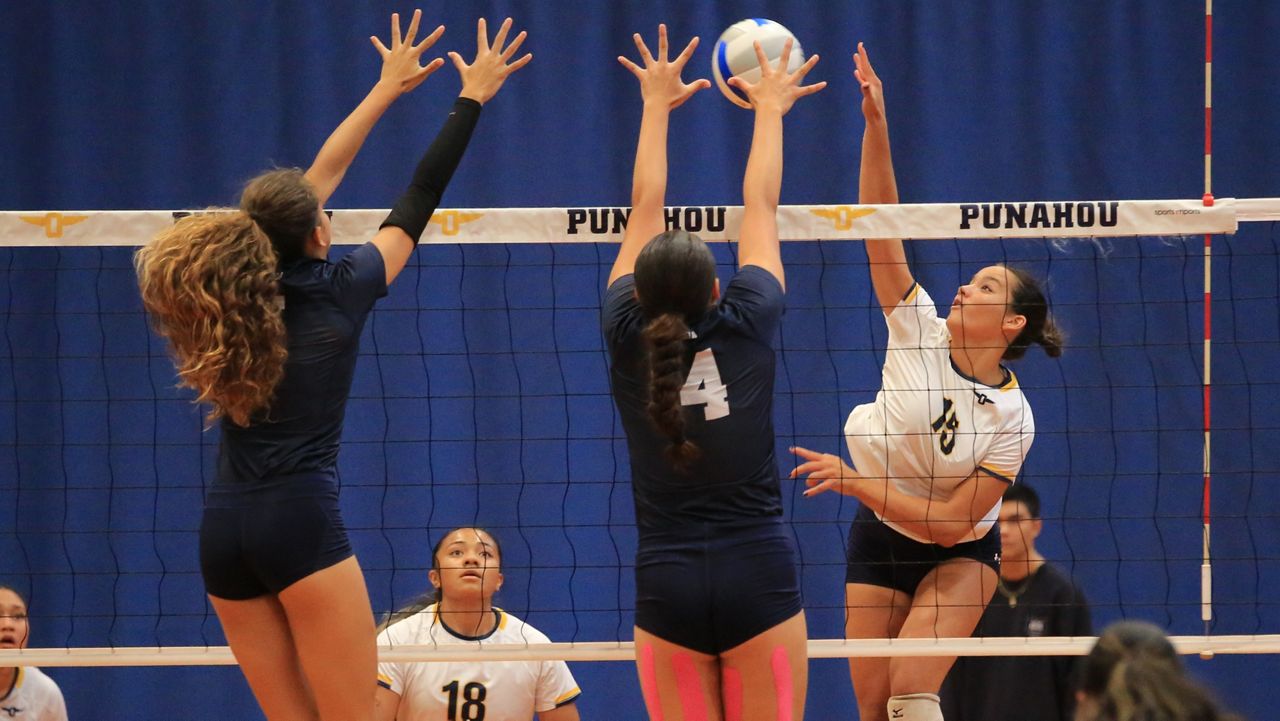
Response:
[903,282,943,314]
[493,608,553,644]
[24,666,54,685]
[886,282,947,338]
[994,371,1035,420]
[20,666,64,700]
[379,603,437,644]
[729,264,784,293]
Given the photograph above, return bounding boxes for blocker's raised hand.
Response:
[727,37,825,115]
[617,24,712,110]
[451,17,533,105]
[853,42,887,123]
[370,9,446,95]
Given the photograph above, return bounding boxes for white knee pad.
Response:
[887,693,943,721]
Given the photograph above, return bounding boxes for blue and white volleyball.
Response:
[712,19,804,109]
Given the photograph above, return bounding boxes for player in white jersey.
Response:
[374,528,581,721]
[790,45,1063,721]
[0,586,68,721]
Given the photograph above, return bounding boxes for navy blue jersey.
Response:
[217,242,387,485]
[603,265,785,531]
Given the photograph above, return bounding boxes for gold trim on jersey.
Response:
[902,282,921,304]
[554,687,582,705]
[999,369,1020,392]
[977,465,1016,484]
[2,666,25,698]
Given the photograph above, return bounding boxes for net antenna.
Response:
[1200,0,1215,648]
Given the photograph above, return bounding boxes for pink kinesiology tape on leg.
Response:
[722,666,743,721]
[770,646,794,721]
[671,652,709,721]
[639,645,665,721]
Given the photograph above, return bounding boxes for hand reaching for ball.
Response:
[728,37,826,116]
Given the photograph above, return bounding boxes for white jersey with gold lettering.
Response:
[377,604,581,721]
[0,667,68,721]
[844,283,1035,543]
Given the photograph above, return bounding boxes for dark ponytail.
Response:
[633,230,718,472]
[1004,265,1063,360]
[643,313,700,469]
[239,168,319,263]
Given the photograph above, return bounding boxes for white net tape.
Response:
[3,197,1268,247]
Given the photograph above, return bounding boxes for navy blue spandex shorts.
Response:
[845,504,1001,595]
[634,518,804,655]
[200,471,353,600]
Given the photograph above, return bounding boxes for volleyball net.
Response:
[1,199,1278,667]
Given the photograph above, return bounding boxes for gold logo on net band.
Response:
[20,212,90,238]
[429,210,484,236]
[810,206,876,231]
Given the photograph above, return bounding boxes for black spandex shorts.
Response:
[200,471,353,600]
[634,518,804,655]
[845,504,1000,595]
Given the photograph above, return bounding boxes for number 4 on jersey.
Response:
[680,349,730,420]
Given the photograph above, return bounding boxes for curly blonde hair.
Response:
[135,211,288,427]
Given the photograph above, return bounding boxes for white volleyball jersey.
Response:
[845,283,1035,544]
[0,667,68,721]
[377,604,581,721]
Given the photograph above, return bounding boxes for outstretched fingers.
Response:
[633,32,655,66]
[504,50,534,75]
[673,35,700,68]
[854,42,880,86]
[390,12,403,49]
[476,17,489,53]
[671,77,711,109]
[789,53,825,96]
[412,24,446,54]
[501,29,528,61]
[402,8,422,46]
[617,54,644,78]
[857,42,876,75]
[752,39,771,74]
[791,53,820,82]
[491,16,513,52]
[452,17,533,104]
[773,37,794,72]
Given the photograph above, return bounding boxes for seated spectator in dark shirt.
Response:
[941,484,1092,721]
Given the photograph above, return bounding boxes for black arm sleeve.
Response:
[380,97,482,242]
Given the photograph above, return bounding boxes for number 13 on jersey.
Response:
[680,349,730,420]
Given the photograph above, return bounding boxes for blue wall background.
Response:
[2,1,1278,720]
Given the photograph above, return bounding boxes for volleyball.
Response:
[712,18,805,108]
